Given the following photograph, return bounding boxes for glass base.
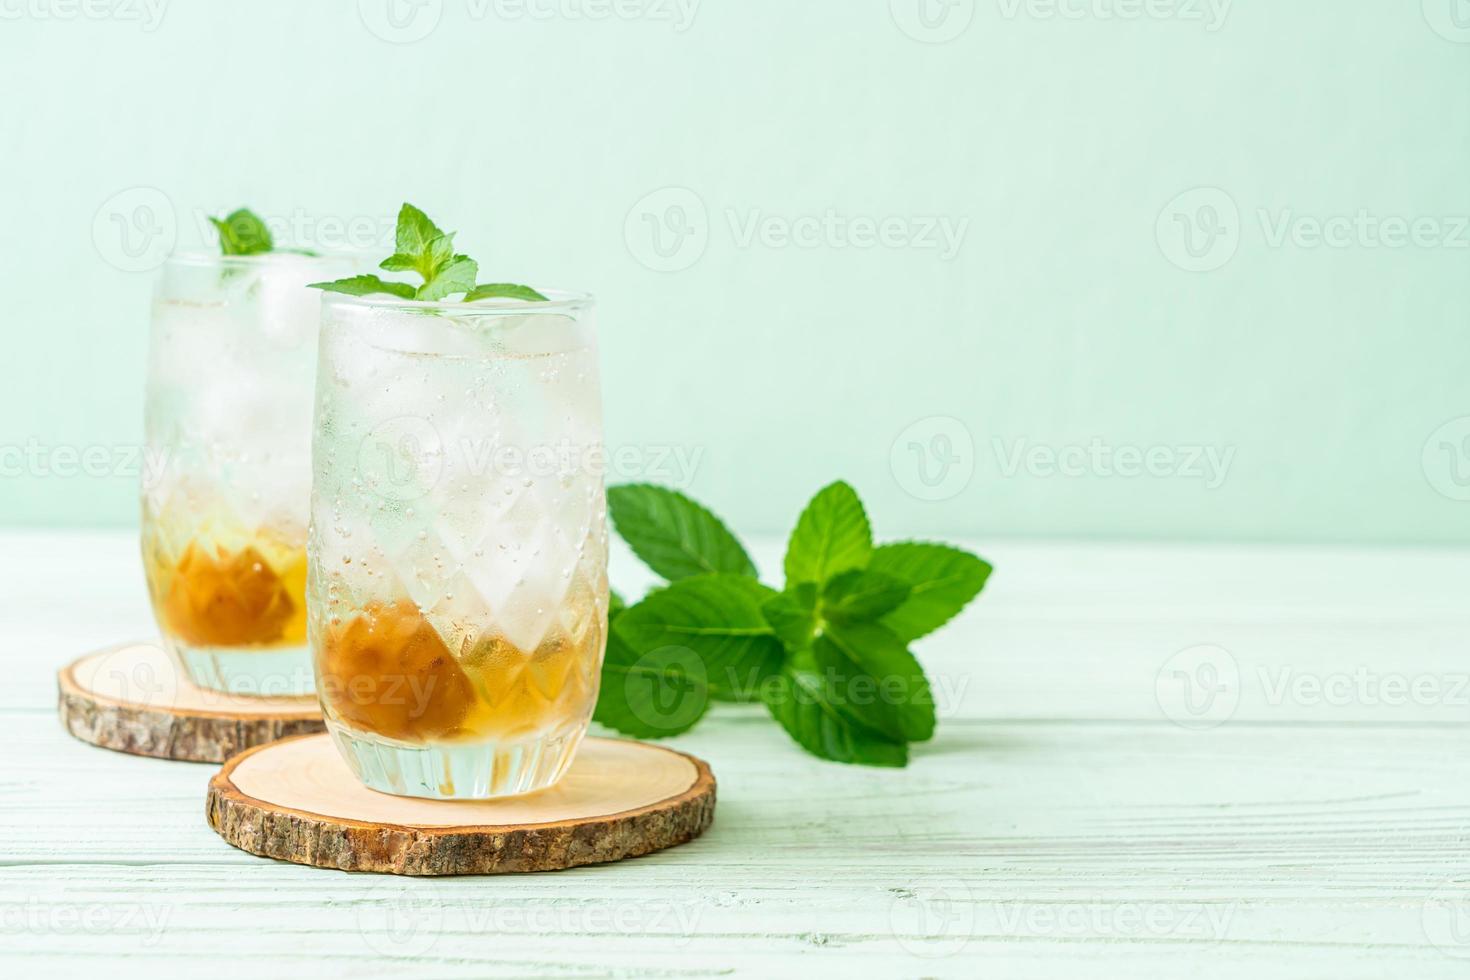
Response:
[326,720,587,800]
[170,641,315,697]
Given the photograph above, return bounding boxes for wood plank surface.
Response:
[5,530,1470,978]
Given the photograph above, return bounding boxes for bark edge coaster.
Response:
[207,733,716,875]
[57,642,323,763]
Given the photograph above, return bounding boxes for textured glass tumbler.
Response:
[142,252,359,696]
[308,290,609,799]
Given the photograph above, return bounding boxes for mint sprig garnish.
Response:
[596,481,992,767]
[309,203,547,303]
[210,208,273,255]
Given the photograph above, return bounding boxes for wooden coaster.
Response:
[207,733,716,875]
[57,642,323,763]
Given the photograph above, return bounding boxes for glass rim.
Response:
[163,248,378,269]
[322,286,594,316]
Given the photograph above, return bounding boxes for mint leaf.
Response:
[609,588,627,620]
[465,282,549,303]
[821,570,910,623]
[315,203,539,306]
[378,252,419,273]
[210,208,273,256]
[815,619,935,742]
[608,484,757,582]
[593,625,707,738]
[416,254,478,301]
[308,274,416,299]
[394,202,444,260]
[764,648,908,767]
[761,585,817,652]
[783,481,872,588]
[614,574,782,702]
[869,542,992,642]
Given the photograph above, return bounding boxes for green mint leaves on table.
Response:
[209,208,274,255]
[308,203,547,303]
[594,481,992,767]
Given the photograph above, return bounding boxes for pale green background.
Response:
[1,1,1467,543]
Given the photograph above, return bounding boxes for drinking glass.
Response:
[142,251,360,696]
[307,290,608,799]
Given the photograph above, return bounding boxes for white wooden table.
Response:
[4,530,1469,978]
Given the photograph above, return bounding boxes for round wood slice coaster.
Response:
[57,642,323,763]
[207,733,716,875]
